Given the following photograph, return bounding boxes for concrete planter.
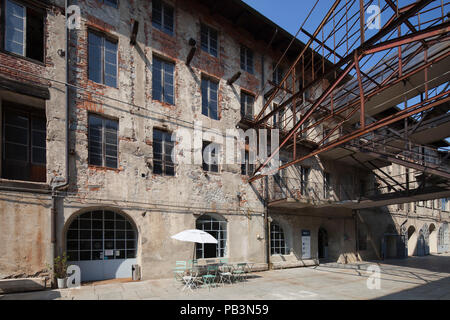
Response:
[57,278,67,289]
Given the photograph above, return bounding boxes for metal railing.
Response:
[269,176,360,203]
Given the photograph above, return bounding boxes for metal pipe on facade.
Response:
[51,0,71,262]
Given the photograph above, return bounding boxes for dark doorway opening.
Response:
[318,227,328,259]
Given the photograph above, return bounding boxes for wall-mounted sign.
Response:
[301,229,311,259]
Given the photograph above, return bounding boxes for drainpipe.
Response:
[51,0,71,260]
[353,209,359,259]
[264,176,271,270]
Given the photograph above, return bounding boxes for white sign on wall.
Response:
[301,230,311,259]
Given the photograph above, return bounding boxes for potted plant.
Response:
[49,252,69,289]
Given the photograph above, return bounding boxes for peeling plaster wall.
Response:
[0,1,66,278]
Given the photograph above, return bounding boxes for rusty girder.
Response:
[249,0,449,182]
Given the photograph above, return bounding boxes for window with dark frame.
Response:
[202,141,219,173]
[152,0,174,35]
[271,221,287,255]
[358,223,368,251]
[200,23,218,57]
[3,0,44,62]
[240,45,253,74]
[301,166,310,196]
[2,104,46,182]
[201,76,218,120]
[152,129,175,176]
[241,150,254,176]
[196,214,226,259]
[240,91,254,120]
[103,0,118,8]
[323,172,331,199]
[273,64,283,85]
[88,114,118,169]
[88,31,118,87]
[277,108,285,130]
[272,103,279,127]
[323,127,331,144]
[66,210,137,262]
[152,56,174,105]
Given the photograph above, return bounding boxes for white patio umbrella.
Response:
[171,229,218,244]
[171,229,218,261]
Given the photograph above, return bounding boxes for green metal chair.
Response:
[232,263,247,283]
[218,264,233,286]
[188,259,198,268]
[173,261,187,285]
[202,265,218,290]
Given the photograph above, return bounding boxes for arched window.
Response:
[270,221,288,255]
[196,214,227,259]
[66,210,137,261]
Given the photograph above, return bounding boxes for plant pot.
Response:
[57,278,67,289]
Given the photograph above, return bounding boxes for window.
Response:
[152,129,175,176]
[240,91,254,119]
[201,77,218,120]
[240,45,253,74]
[4,0,44,61]
[301,166,310,196]
[2,104,46,182]
[441,198,449,212]
[241,150,254,176]
[202,141,219,173]
[358,223,368,251]
[273,64,283,85]
[323,172,331,198]
[360,179,366,197]
[88,114,118,169]
[200,23,218,57]
[67,210,137,262]
[88,31,118,87]
[152,56,174,105]
[323,127,331,144]
[196,214,226,259]
[271,221,287,255]
[272,103,278,127]
[277,108,285,130]
[152,0,174,35]
[103,0,118,7]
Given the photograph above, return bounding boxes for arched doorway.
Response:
[66,209,138,282]
[318,227,328,259]
[437,223,449,253]
[407,226,416,256]
[384,225,398,259]
[416,224,429,256]
[429,224,437,253]
[195,214,227,259]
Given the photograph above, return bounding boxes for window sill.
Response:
[0,178,50,192]
[203,170,221,176]
[195,258,227,265]
[152,26,175,39]
[88,165,122,172]
[87,79,118,90]
[0,49,46,67]
[152,99,175,108]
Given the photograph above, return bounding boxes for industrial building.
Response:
[0,0,448,285]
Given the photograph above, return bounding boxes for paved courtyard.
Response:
[1,254,449,300]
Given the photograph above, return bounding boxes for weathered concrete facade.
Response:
[0,0,448,283]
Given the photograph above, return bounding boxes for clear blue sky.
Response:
[242,0,333,43]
